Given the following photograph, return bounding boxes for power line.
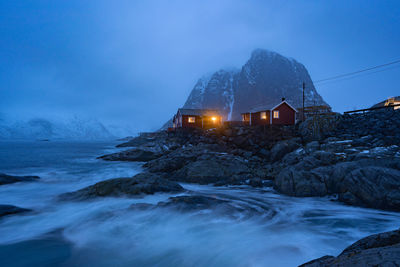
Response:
[315,64,400,86]
[313,59,400,84]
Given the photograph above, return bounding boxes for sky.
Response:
[1,0,399,134]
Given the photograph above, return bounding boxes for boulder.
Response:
[0,173,40,186]
[144,156,188,173]
[274,159,400,211]
[171,156,250,184]
[0,205,31,218]
[274,167,328,197]
[59,173,184,201]
[338,167,400,211]
[312,151,339,166]
[270,138,301,162]
[300,228,400,267]
[281,148,305,166]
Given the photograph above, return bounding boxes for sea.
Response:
[0,140,399,267]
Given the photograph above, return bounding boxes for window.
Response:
[273,110,279,119]
[188,117,195,123]
[260,112,267,120]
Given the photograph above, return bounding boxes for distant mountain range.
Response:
[163,49,329,128]
[0,116,115,140]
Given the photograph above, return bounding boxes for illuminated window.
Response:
[211,117,217,123]
[260,112,267,120]
[188,117,195,123]
[273,110,279,119]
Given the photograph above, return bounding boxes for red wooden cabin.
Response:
[173,109,222,129]
[241,100,297,126]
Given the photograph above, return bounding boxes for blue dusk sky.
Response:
[1,0,399,133]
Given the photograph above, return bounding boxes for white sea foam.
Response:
[0,141,400,266]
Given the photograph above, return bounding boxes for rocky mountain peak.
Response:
[163,49,329,128]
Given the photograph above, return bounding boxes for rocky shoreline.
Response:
[0,174,38,219]
[300,228,400,266]
[99,108,400,211]
[2,108,398,265]
[93,108,400,266]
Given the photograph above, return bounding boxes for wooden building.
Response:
[241,99,297,126]
[173,109,222,129]
[372,96,400,110]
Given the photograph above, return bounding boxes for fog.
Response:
[1,0,399,135]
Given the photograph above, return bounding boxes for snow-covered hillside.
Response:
[163,49,329,128]
[0,116,116,140]
[184,69,239,121]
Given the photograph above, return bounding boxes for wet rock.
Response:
[275,159,400,211]
[250,165,273,181]
[59,173,184,201]
[157,195,231,211]
[0,205,31,218]
[274,167,328,197]
[171,156,250,184]
[248,178,263,188]
[155,195,274,219]
[98,148,162,162]
[270,138,301,162]
[144,156,188,173]
[143,143,228,172]
[305,141,320,153]
[0,173,40,186]
[281,148,305,166]
[300,228,400,267]
[338,167,400,211]
[312,151,339,166]
[257,148,270,159]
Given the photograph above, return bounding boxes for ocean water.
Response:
[0,141,399,267]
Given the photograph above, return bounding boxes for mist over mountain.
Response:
[164,49,328,128]
[0,116,116,140]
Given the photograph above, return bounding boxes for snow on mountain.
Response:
[183,74,212,109]
[0,116,116,140]
[184,69,239,121]
[164,49,329,126]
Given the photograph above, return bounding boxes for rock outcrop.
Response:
[98,148,162,162]
[59,173,184,201]
[103,108,400,211]
[301,228,400,267]
[274,108,400,211]
[0,205,31,218]
[0,173,40,186]
[130,194,273,219]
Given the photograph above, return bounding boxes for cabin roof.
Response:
[243,100,298,114]
[177,108,221,116]
[371,96,400,108]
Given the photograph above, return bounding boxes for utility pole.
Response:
[302,82,305,121]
